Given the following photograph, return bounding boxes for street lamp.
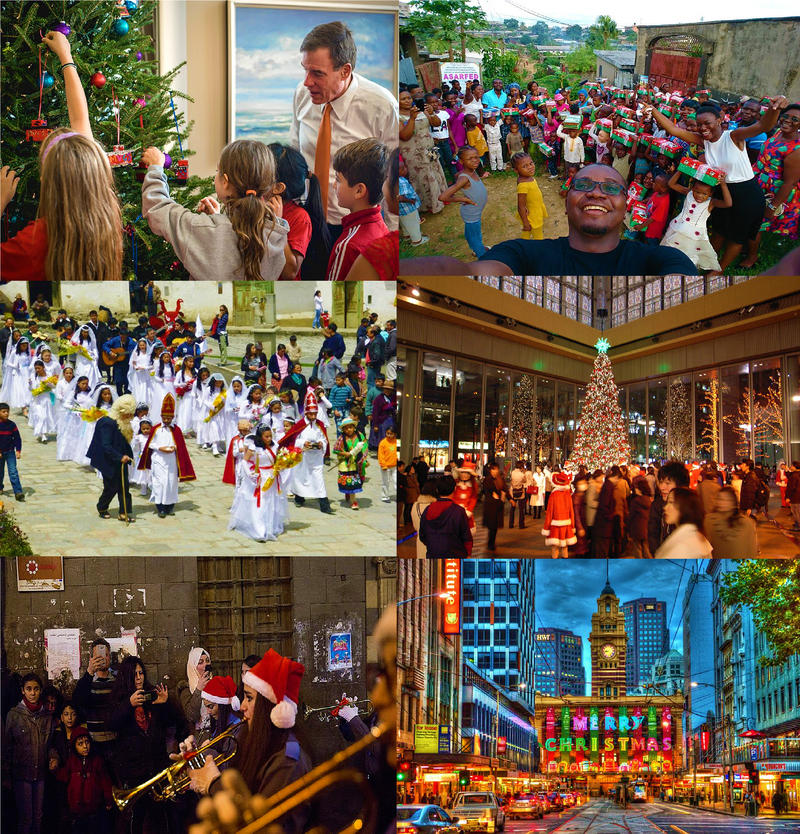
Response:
[396,592,450,606]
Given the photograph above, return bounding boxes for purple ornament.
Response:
[163,153,172,169]
[52,21,71,36]
[136,51,143,61]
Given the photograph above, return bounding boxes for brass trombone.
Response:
[302,696,373,722]
[235,721,390,834]
[113,719,242,811]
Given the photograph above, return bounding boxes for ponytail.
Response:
[301,172,332,281]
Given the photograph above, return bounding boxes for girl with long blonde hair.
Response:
[141,139,289,280]
[0,30,122,281]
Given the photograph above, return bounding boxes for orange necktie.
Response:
[314,103,332,219]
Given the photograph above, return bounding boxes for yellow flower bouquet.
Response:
[30,376,59,397]
[203,392,227,423]
[262,446,303,492]
[55,339,93,361]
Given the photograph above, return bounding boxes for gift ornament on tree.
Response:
[571,339,632,471]
[0,0,213,280]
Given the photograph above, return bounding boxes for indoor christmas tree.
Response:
[667,378,692,461]
[571,338,631,471]
[0,0,212,280]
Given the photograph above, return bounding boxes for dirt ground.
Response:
[399,165,570,261]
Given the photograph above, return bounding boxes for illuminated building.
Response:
[534,628,587,696]
[622,597,669,694]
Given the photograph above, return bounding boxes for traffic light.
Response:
[459,769,470,787]
[398,761,411,782]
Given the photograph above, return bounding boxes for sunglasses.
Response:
[572,178,626,196]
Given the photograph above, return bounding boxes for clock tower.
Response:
[589,580,627,698]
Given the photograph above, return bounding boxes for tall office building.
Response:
[533,628,587,696]
[682,571,715,735]
[461,559,536,705]
[622,597,669,693]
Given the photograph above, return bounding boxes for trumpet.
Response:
[302,696,373,722]
[113,719,242,811]
[236,720,391,834]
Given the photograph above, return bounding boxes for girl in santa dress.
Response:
[452,462,479,554]
[224,376,248,442]
[129,418,153,496]
[228,424,289,542]
[6,338,33,414]
[152,351,176,420]
[54,366,76,436]
[71,325,100,390]
[75,383,116,466]
[57,375,92,462]
[193,367,211,444]
[540,470,577,558]
[128,338,152,405]
[197,373,228,456]
[28,359,59,442]
[174,356,198,433]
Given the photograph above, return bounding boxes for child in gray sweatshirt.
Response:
[141,141,289,280]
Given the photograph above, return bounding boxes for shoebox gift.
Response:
[629,201,649,229]
[626,181,648,210]
[677,156,725,186]
[653,138,683,158]
[563,114,582,129]
[611,128,636,148]
[533,141,555,158]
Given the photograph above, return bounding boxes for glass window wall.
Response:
[752,357,784,471]
[788,355,800,465]
[668,374,693,461]
[453,359,484,466]
[556,383,576,464]
[628,382,647,464]
[694,369,720,462]
[420,353,453,473]
[511,373,535,463]
[397,345,416,459]
[648,378,669,463]
[485,366,512,466]
[536,378,555,464]
[721,363,750,464]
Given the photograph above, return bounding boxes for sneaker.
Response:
[411,236,430,247]
[15,493,25,501]
[41,436,48,444]
[212,448,220,457]
[381,497,392,503]
[549,173,559,179]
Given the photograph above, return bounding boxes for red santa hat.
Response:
[202,675,241,712]
[304,389,318,413]
[242,649,305,728]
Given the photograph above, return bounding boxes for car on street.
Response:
[535,793,552,813]
[506,794,544,820]
[559,793,574,807]
[547,792,563,811]
[397,805,461,834]
[452,792,506,832]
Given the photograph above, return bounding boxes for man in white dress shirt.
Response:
[289,21,399,243]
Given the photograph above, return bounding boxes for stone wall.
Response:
[636,18,800,101]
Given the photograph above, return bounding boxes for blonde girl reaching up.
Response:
[141,140,289,280]
[0,31,122,281]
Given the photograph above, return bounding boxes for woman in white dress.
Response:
[530,464,547,519]
[35,345,62,379]
[174,357,198,433]
[28,360,59,442]
[128,338,153,406]
[197,373,227,456]
[129,418,154,496]
[6,339,33,413]
[74,383,116,466]
[228,424,289,542]
[57,376,93,462]
[223,376,248,442]
[151,352,176,421]
[71,325,100,390]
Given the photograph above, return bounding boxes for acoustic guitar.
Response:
[102,346,130,366]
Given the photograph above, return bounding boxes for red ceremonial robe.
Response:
[137,423,197,481]
[223,434,247,486]
[277,417,330,456]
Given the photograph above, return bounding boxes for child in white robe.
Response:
[130,419,153,496]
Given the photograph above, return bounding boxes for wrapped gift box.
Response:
[545,99,557,107]
[612,128,636,148]
[653,138,683,158]
[595,118,613,131]
[628,181,649,202]
[619,117,638,132]
[658,106,675,117]
[563,114,582,129]
[615,106,636,119]
[500,107,517,116]
[677,156,725,186]
[534,141,555,158]
[630,201,649,229]
[697,89,711,96]
[639,133,655,150]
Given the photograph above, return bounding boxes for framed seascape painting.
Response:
[228,0,399,144]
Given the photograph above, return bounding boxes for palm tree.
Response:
[595,15,619,48]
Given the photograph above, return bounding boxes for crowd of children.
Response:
[399,73,798,272]
[0,308,397,540]
[0,30,399,282]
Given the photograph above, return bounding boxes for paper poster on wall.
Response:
[44,629,81,682]
[328,632,352,670]
[17,556,64,591]
[107,630,138,666]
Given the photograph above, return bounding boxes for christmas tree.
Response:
[0,0,212,280]
[571,338,631,471]
[668,378,692,461]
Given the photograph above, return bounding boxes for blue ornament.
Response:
[113,18,130,36]
[125,0,139,10]
[41,71,55,89]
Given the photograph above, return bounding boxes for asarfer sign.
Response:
[443,559,461,634]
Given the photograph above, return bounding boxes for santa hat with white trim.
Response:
[242,649,305,728]
[201,675,241,712]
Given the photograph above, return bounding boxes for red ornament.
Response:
[174,159,188,181]
[90,72,107,88]
[107,144,134,168]
[26,119,53,142]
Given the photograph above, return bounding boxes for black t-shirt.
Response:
[477,237,698,276]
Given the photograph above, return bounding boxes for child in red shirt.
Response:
[268,143,330,281]
[641,174,671,244]
[327,139,389,281]
[56,726,113,833]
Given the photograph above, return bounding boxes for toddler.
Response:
[505,121,524,156]
[484,115,504,172]
[556,122,584,175]
[511,153,547,240]
[398,158,428,246]
[464,114,489,176]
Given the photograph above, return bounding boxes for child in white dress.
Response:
[198,373,227,456]
[75,383,115,466]
[6,339,33,413]
[661,170,732,270]
[128,339,152,405]
[54,367,77,437]
[71,326,100,390]
[224,376,248,442]
[174,357,198,433]
[58,376,93,462]
[28,360,59,442]
[193,367,211,444]
[130,418,154,496]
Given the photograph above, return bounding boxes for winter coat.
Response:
[585,479,601,526]
[627,494,653,541]
[411,496,437,558]
[3,701,54,782]
[787,470,800,504]
[647,491,673,556]
[106,693,190,786]
[739,470,759,512]
[654,523,713,559]
[58,752,113,817]
[452,477,479,529]
[704,512,758,559]
[482,474,509,530]
[541,485,577,547]
[593,479,617,538]
[570,490,588,555]
[48,723,85,770]
[405,469,420,503]
[530,472,546,507]
[697,478,721,515]
[418,498,471,558]
[178,681,204,725]
[612,479,629,519]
